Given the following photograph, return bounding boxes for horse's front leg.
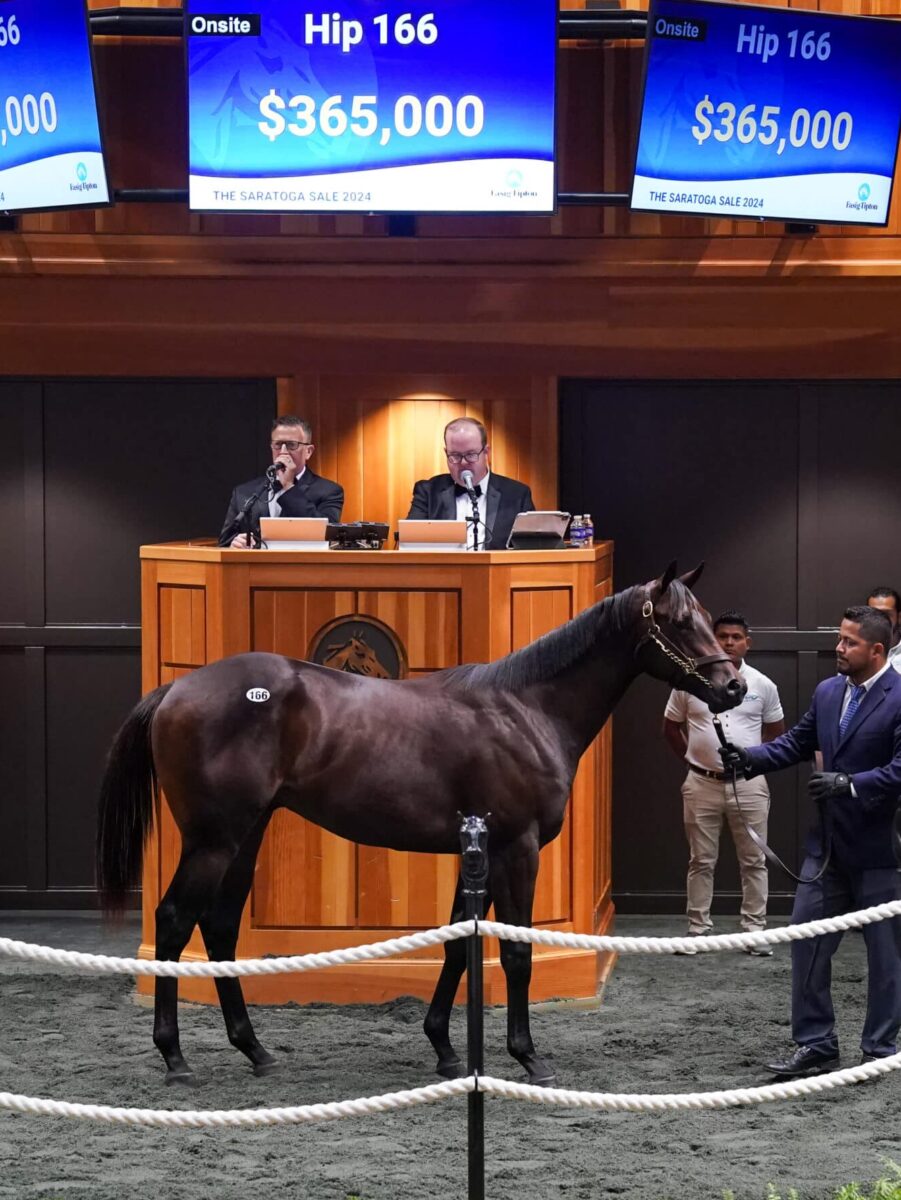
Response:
[424,874,493,1079]
[492,831,557,1087]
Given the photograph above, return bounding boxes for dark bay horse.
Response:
[96,563,744,1086]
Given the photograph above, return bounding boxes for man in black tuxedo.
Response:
[219,415,344,547]
[720,606,901,1078]
[406,417,534,550]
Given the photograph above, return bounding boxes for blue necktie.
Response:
[839,684,866,737]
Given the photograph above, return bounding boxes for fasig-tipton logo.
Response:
[847,181,876,213]
[187,11,261,35]
[70,162,98,194]
[652,14,707,40]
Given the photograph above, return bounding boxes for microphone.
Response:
[265,463,283,485]
[460,469,477,496]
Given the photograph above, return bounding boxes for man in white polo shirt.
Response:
[663,611,785,953]
[866,587,901,674]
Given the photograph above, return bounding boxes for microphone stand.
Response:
[226,478,273,549]
[468,491,481,551]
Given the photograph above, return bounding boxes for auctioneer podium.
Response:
[138,541,614,1004]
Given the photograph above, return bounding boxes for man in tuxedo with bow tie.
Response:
[219,415,344,547]
[405,417,534,550]
[720,606,901,1078]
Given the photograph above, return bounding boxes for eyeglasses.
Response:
[445,448,486,465]
[271,440,312,452]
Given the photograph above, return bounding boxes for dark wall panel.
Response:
[0,382,33,623]
[45,648,142,890]
[1,377,276,907]
[43,379,274,624]
[561,381,901,913]
[0,650,28,888]
[814,382,901,625]
[560,382,800,626]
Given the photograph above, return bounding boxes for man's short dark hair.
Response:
[444,417,487,448]
[844,605,892,654]
[867,587,901,612]
[713,610,749,634]
[271,414,313,442]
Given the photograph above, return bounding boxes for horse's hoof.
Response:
[165,1069,198,1087]
[252,1057,279,1077]
[436,1059,465,1080]
[525,1071,558,1088]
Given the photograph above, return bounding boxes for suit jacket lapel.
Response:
[820,678,845,761]
[485,480,502,548]
[437,478,457,520]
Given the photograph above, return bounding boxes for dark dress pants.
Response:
[791,857,901,1057]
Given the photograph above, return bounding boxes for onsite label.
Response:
[185,0,557,213]
[631,0,901,226]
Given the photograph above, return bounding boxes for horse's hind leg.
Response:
[198,813,277,1076]
[424,874,492,1080]
[153,840,237,1085]
[492,832,557,1087]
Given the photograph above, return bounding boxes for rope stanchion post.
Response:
[460,814,489,1200]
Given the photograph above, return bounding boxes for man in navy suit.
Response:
[720,606,901,1077]
[406,416,534,550]
[219,415,343,547]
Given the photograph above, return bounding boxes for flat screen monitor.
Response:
[185,0,557,214]
[0,0,110,213]
[630,0,901,226]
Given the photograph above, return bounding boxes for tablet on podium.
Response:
[259,517,329,550]
[397,519,468,551]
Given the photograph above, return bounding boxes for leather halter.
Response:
[635,598,732,691]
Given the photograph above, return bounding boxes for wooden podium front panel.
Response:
[356,590,460,674]
[139,545,614,1004]
[250,584,463,929]
[251,588,356,660]
[510,586,574,925]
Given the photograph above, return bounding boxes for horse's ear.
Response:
[648,561,678,602]
[679,562,705,591]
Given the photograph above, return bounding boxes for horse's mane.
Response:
[443,578,695,693]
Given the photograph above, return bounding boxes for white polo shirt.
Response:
[664,661,784,773]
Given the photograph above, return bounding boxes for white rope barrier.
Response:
[3,1054,898,1127]
[0,1078,475,1127]
[0,922,473,977]
[478,1052,901,1111]
[483,899,901,955]
[5,899,901,975]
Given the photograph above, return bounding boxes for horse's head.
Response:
[635,562,746,714]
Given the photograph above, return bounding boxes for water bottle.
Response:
[582,513,594,548]
[569,515,584,548]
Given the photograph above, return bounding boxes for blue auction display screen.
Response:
[0,0,109,213]
[186,0,557,213]
[631,0,901,225]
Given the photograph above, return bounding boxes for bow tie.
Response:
[454,482,482,498]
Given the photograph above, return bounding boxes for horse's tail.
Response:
[96,682,173,915]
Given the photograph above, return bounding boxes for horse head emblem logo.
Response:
[322,631,391,678]
[309,616,407,680]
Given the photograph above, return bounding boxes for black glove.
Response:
[808,772,851,802]
[718,741,753,778]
